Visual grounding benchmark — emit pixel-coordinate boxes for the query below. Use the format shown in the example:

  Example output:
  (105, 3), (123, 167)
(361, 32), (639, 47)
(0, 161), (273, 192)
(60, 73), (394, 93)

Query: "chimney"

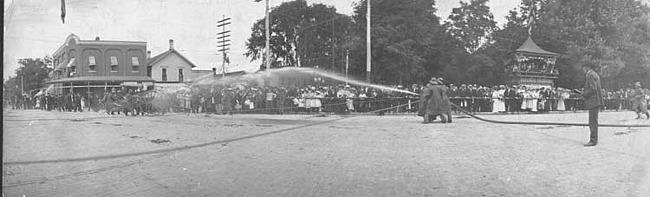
(147, 51), (151, 59)
(169, 39), (174, 50)
(95, 36), (100, 41)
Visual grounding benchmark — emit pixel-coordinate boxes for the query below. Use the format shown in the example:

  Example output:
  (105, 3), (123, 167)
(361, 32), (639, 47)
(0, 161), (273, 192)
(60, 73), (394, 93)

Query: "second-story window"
(110, 56), (118, 72)
(88, 56), (97, 72)
(68, 58), (77, 77)
(131, 57), (140, 72)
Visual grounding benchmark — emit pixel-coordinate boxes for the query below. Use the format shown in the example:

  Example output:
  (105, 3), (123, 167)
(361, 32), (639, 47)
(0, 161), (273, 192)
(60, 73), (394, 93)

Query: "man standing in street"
(631, 82), (649, 119)
(576, 63), (603, 147)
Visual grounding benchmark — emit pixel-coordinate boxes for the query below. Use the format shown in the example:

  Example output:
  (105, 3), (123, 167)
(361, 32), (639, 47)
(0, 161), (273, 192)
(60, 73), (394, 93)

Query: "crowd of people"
(166, 80), (650, 116)
(446, 83), (650, 114)
(8, 92), (96, 112)
(6, 80), (650, 118)
(6, 86), (152, 116)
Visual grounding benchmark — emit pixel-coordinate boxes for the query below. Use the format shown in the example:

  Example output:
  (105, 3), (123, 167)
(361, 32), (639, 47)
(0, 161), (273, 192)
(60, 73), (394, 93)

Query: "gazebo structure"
(504, 36), (560, 88)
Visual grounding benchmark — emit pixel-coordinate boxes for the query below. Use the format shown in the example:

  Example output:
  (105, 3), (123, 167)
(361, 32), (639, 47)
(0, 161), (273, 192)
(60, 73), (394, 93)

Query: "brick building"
(46, 34), (155, 94)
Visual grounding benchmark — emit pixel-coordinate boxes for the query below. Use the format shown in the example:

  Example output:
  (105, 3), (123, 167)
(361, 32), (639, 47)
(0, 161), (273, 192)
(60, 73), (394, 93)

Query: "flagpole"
(366, 0), (371, 83)
(265, 0), (271, 70)
(346, 50), (349, 86)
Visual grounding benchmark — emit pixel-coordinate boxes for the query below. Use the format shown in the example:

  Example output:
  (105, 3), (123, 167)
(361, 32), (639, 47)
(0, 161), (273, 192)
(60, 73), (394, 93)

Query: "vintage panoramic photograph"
(3, 0), (650, 196)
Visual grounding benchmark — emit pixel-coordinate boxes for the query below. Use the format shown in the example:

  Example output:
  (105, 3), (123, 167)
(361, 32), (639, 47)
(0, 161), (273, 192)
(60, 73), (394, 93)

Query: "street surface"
(3, 110), (650, 197)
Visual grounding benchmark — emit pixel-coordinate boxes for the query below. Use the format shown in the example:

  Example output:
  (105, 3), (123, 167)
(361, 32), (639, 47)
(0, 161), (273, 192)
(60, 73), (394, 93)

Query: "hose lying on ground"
(448, 103), (650, 128)
(365, 99), (650, 128)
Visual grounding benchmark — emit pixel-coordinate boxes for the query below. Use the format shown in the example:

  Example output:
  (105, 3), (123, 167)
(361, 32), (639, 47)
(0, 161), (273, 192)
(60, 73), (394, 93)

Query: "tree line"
(3, 58), (52, 101)
(245, 0), (650, 89)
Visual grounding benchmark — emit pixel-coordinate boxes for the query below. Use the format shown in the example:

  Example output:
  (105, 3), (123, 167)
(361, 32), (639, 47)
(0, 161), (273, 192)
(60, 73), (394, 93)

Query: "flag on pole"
(61, 0), (66, 23)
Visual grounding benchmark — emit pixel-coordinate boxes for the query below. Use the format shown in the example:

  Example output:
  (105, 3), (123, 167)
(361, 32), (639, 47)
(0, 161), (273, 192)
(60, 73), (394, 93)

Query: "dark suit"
(504, 88), (518, 112)
(580, 69), (603, 143)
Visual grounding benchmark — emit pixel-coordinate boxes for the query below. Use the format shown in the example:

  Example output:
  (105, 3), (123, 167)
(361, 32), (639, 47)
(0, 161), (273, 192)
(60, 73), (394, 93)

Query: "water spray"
(157, 67), (650, 128)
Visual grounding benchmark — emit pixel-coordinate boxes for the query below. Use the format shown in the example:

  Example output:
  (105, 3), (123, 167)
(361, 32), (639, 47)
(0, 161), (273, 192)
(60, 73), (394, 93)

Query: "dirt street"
(3, 110), (650, 196)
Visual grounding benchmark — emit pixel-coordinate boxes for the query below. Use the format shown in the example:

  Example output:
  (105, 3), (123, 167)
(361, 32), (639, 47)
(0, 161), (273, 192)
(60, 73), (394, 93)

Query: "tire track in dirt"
(3, 153), (169, 188)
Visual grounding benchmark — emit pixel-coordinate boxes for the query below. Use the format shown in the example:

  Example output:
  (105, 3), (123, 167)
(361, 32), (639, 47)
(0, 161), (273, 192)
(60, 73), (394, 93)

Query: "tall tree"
(438, 0), (499, 85)
(14, 58), (52, 93)
(533, 0), (650, 88)
(483, 0), (650, 89)
(349, 0), (445, 84)
(446, 0), (498, 54)
(245, 0), (353, 70)
(3, 76), (21, 101)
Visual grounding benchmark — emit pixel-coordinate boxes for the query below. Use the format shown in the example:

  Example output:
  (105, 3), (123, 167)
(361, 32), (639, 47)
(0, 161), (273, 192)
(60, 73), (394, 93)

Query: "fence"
(180, 96), (645, 115)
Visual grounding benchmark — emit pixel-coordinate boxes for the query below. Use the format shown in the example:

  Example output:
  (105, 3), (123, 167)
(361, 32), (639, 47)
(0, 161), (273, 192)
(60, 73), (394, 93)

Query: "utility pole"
(366, 0), (371, 83)
(217, 15), (232, 86)
(21, 75), (25, 95)
(346, 50), (349, 86)
(265, 0), (271, 70)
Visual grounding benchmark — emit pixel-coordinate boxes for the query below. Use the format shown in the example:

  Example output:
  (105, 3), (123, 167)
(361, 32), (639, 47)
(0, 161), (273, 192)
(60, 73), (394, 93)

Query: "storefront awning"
(46, 76), (156, 84)
(67, 58), (76, 67)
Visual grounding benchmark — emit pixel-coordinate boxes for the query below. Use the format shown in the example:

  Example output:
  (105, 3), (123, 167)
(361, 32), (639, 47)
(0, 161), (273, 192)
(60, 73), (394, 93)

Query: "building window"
(162, 68), (167, 81)
(178, 69), (184, 82)
(88, 56), (97, 72)
(131, 57), (140, 72)
(110, 56), (118, 72)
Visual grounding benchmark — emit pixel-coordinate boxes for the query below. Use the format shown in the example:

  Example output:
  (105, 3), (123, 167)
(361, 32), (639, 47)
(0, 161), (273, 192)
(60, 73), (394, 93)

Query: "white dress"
(312, 91), (323, 108)
(521, 91), (530, 110)
(556, 92), (567, 111)
(530, 91), (539, 112)
(492, 90), (506, 112)
(303, 92), (312, 108)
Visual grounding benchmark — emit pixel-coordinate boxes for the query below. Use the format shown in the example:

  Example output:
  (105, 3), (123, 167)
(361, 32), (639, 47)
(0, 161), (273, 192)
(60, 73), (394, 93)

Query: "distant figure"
(631, 82), (649, 119)
(576, 63), (603, 147)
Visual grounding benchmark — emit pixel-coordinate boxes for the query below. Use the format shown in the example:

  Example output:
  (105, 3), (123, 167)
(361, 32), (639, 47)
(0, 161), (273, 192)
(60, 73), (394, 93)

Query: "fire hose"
(366, 100), (650, 128)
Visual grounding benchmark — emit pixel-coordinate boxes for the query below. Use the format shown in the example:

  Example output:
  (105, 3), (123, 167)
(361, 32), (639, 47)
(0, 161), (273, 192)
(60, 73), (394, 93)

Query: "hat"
(635, 82), (642, 87)
(429, 78), (439, 85)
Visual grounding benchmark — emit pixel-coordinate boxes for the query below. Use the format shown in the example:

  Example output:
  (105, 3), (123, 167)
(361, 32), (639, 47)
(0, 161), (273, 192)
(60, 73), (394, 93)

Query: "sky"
(4, 0), (522, 81)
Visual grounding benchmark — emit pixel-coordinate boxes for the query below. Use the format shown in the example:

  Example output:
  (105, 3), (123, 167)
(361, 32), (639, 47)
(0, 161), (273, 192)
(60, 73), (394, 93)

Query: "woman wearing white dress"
(312, 89), (324, 112)
(492, 86), (506, 112)
(556, 88), (567, 111)
(303, 90), (312, 109)
(530, 89), (539, 112)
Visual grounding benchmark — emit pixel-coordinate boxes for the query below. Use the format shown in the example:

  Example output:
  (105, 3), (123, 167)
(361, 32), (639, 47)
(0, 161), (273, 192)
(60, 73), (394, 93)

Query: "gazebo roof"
(516, 36), (560, 57)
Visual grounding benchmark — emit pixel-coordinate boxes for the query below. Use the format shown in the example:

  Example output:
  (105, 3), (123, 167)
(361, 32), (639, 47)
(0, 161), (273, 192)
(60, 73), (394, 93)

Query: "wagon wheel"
(93, 103), (104, 112)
